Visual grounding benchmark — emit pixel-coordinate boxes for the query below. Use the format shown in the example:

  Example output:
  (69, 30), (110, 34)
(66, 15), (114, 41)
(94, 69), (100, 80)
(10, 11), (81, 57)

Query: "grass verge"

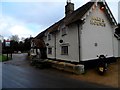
(0, 54), (10, 62)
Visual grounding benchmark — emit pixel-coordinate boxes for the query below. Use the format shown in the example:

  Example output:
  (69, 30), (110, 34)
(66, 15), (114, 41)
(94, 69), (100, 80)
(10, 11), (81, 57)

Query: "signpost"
(0, 40), (2, 54)
(5, 41), (10, 47)
(5, 40), (12, 60)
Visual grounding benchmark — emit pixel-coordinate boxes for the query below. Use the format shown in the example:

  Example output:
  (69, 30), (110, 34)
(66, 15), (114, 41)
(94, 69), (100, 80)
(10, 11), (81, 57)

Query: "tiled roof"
(64, 2), (94, 25)
(36, 1), (94, 39)
(32, 39), (46, 48)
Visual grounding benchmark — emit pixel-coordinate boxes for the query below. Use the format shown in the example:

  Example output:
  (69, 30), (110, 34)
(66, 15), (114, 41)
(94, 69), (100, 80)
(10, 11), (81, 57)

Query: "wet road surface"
(2, 53), (112, 88)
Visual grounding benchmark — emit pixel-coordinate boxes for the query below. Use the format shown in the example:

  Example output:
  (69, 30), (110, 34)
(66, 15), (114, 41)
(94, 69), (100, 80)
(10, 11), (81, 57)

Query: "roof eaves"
(35, 30), (47, 39)
(47, 19), (64, 33)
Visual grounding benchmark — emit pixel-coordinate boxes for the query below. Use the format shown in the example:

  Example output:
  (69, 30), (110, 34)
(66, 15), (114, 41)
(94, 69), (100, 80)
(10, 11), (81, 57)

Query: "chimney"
(65, 0), (74, 16)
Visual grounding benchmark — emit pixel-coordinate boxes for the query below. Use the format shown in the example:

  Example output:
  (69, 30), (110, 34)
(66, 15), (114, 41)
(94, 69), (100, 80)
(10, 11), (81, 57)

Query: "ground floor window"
(48, 47), (52, 54)
(61, 46), (68, 55)
(31, 49), (34, 53)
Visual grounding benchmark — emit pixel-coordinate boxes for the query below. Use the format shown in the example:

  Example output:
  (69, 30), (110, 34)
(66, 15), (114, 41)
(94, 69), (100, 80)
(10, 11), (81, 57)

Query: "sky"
(0, 0), (119, 40)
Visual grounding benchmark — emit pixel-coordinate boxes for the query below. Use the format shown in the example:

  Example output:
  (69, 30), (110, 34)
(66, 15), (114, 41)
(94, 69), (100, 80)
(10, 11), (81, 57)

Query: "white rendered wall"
(55, 24), (79, 62)
(44, 33), (55, 59)
(113, 35), (119, 57)
(43, 4), (118, 62)
(80, 5), (114, 61)
(118, 40), (120, 57)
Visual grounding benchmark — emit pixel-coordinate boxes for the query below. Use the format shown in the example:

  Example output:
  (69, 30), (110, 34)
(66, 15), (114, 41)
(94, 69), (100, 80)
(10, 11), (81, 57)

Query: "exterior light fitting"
(100, 6), (105, 10)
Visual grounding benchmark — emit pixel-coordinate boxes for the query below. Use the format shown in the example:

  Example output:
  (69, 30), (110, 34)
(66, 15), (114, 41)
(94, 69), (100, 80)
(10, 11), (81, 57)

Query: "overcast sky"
(0, 0), (119, 40)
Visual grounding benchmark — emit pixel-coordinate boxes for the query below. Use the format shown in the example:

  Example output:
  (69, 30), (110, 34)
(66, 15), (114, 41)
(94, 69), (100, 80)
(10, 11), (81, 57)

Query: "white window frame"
(48, 34), (51, 41)
(48, 47), (52, 55)
(61, 27), (67, 36)
(61, 46), (68, 55)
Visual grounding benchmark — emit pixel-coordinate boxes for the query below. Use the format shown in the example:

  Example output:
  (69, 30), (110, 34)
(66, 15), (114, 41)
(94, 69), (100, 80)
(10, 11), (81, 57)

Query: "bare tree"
(10, 35), (19, 42)
(21, 37), (25, 42)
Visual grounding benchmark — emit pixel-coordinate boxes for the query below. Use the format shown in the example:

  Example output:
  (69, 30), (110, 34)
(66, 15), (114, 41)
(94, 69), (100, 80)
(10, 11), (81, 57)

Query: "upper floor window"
(48, 34), (51, 41)
(31, 42), (35, 48)
(62, 27), (67, 36)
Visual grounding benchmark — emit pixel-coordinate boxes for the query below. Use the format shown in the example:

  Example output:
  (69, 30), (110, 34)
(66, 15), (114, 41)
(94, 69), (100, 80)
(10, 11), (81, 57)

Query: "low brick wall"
(47, 60), (85, 74)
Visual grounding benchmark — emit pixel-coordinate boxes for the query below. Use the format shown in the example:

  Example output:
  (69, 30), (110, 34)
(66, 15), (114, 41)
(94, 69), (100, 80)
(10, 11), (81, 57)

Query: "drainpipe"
(77, 23), (81, 63)
(76, 20), (84, 63)
(54, 33), (56, 60)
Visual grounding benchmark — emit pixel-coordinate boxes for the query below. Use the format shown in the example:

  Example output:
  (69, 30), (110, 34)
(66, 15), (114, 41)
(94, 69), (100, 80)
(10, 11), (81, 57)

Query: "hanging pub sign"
(5, 40), (10, 47)
(90, 17), (106, 27)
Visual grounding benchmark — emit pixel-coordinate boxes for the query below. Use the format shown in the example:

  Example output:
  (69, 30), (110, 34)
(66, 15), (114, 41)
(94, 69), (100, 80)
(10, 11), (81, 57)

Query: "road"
(2, 53), (112, 88)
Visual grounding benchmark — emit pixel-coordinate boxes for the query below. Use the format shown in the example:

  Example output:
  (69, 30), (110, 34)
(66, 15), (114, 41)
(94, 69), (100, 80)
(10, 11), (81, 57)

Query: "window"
(114, 27), (120, 39)
(48, 47), (52, 54)
(48, 34), (51, 40)
(62, 27), (67, 36)
(61, 46), (68, 55)
(31, 49), (34, 53)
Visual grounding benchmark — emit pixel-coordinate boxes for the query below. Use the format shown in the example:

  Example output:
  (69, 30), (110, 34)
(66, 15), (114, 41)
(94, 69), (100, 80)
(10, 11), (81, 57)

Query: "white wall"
(43, 3), (118, 62)
(113, 35), (119, 57)
(55, 24), (79, 62)
(44, 33), (55, 59)
(44, 23), (80, 62)
(80, 5), (114, 61)
(118, 40), (120, 57)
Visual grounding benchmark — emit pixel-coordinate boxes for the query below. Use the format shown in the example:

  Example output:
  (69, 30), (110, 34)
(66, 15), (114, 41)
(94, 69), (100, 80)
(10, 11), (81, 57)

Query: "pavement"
(67, 61), (119, 88)
(2, 53), (113, 88)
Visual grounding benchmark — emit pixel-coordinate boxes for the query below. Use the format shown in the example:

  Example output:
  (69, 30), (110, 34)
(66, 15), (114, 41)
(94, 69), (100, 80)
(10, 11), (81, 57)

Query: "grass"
(0, 54), (10, 62)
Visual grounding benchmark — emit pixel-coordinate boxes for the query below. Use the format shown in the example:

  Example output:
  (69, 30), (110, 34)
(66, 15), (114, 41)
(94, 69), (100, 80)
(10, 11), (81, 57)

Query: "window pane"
(48, 34), (51, 40)
(62, 27), (67, 36)
(61, 46), (68, 55)
(48, 48), (52, 54)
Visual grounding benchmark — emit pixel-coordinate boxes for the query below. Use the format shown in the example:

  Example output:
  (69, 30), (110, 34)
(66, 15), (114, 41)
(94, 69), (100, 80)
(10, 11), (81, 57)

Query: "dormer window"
(48, 34), (51, 41)
(62, 27), (67, 36)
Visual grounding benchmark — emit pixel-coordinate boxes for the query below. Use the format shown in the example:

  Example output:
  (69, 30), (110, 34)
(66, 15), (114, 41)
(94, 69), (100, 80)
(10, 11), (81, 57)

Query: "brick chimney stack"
(65, 0), (74, 16)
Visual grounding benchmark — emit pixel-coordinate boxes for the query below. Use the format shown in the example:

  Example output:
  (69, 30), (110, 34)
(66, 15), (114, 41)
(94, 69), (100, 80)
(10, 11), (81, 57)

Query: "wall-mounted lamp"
(100, 6), (105, 10)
